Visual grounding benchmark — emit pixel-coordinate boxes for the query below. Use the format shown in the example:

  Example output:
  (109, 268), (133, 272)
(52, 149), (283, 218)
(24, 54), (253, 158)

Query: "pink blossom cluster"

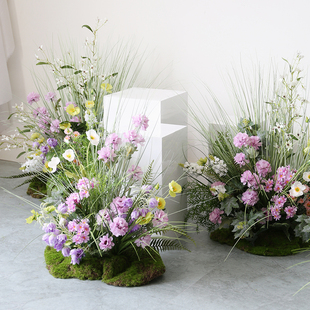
(110, 217), (129, 237)
(132, 114), (149, 131)
(99, 234), (115, 250)
(234, 152), (249, 167)
(240, 170), (261, 189)
(233, 132), (262, 150)
(127, 165), (143, 181)
(110, 196), (133, 216)
(68, 219), (90, 244)
(105, 133), (122, 150)
(97, 146), (116, 162)
(152, 210), (169, 227)
(255, 159), (272, 178)
(209, 208), (224, 224)
(123, 130), (145, 146)
(273, 166), (295, 192)
(241, 189), (259, 206)
(134, 234), (152, 248)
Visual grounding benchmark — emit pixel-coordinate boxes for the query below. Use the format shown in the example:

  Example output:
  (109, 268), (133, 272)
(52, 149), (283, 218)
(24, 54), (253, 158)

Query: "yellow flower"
(59, 122), (71, 130)
(26, 209), (40, 224)
(85, 100), (94, 109)
(136, 212), (153, 225)
(44, 206), (56, 213)
(169, 180), (182, 197)
(197, 157), (208, 166)
(66, 104), (80, 116)
(101, 83), (113, 93)
(30, 133), (40, 141)
(37, 136), (45, 144)
(156, 197), (166, 209)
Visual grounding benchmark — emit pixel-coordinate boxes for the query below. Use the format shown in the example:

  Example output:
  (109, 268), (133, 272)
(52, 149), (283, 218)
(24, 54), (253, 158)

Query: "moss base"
(210, 228), (308, 256)
(27, 177), (47, 199)
(44, 246), (165, 286)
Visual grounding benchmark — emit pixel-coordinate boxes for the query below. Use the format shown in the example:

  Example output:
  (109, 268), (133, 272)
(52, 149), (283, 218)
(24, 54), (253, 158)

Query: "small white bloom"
(64, 136), (70, 144)
(303, 171), (310, 182)
(289, 181), (306, 197)
(86, 129), (99, 146)
(62, 149), (75, 162)
(285, 141), (293, 151)
(48, 156), (60, 173)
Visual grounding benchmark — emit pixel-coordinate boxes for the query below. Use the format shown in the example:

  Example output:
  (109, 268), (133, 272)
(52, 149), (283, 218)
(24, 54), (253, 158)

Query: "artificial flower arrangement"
(23, 110), (190, 285)
(182, 54), (310, 249)
(0, 20), (144, 188)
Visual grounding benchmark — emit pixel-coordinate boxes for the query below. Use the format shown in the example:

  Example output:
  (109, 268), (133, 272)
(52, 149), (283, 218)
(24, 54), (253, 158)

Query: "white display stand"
(104, 88), (187, 222)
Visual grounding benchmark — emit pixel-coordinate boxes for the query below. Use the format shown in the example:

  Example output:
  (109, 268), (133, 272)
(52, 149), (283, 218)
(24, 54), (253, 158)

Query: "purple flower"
(284, 206), (297, 219)
(57, 203), (68, 214)
(99, 234), (115, 250)
(233, 132), (249, 148)
(42, 233), (51, 245)
(132, 114), (149, 131)
(152, 210), (168, 227)
(42, 222), (56, 233)
(110, 217), (128, 237)
(241, 189), (259, 206)
(33, 106), (49, 118)
(255, 159), (271, 177)
(149, 198), (158, 208)
(209, 208), (224, 224)
(97, 146), (116, 163)
(127, 165), (143, 181)
(32, 141), (40, 149)
(134, 234), (152, 248)
(240, 171), (260, 189)
(110, 196), (129, 215)
(62, 247), (70, 257)
(47, 138), (58, 148)
(142, 185), (153, 194)
(234, 152), (248, 167)
(54, 234), (67, 251)
(40, 145), (49, 154)
(50, 119), (60, 133)
(45, 92), (56, 102)
(124, 198), (133, 209)
(27, 92), (40, 104)
(70, 248), (84, 265)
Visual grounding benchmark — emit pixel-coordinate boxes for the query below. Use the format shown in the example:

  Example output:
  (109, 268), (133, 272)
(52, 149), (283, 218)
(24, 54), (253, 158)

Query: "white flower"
(289, 181), (306, 197)
(303, 172), (310, 182)
(64, 136), (70, 144)
(62, 149), (75, 162)
(86, 129), (99, 146)
(48, 156), (60, 173)
(210, 156), (227, 177)
(285, 140), (293, 151)
(183, 162), (203, 175)
(64, 128), (73, 135)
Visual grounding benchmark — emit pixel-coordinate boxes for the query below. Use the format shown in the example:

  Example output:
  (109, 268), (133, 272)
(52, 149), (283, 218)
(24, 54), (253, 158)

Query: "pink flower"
(270, 205), (281, 221)
(132, 114), (149, 131)
(233, 132), (249, 148)
(123, 130), (145, 146)
(127, 165), (143, 181)
(284, 206), (297, 219)
(27, 92), (40, 104)
(110, 196), (129, 215)
(255, 159), (271, 177)
(76, 177), (91, 191)
(247, 136), (262, 151)
(105, 133), (122, 150)
(99, 234), (114, 250)
(110, 217), (128, 237)
(234, 152), (248, 166)
(97, 146), (116, 162)
(45, 92), (56, 102)
(50, 119), (60, 133)
(135, 234), (152, 248)
(70, 116), (81, 122)
(264, 179), (274, 192)
(241, 189), (259, 206)
(152, 210), (169, 227)
(240, 171), (260, 189)
(209, 208), (224, 224)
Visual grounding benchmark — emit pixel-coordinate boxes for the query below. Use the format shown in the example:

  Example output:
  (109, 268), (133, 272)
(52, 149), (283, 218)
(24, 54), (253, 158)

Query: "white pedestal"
(104, 88), (188, 222)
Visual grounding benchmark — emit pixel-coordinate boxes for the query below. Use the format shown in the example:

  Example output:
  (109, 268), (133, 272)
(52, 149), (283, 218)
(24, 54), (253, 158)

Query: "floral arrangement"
(182, 54), (310, 242)
(25, 108), (189, 265)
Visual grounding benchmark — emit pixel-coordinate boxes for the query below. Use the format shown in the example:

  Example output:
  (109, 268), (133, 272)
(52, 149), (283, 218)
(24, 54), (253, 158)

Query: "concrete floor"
(1, 159), (310, 310)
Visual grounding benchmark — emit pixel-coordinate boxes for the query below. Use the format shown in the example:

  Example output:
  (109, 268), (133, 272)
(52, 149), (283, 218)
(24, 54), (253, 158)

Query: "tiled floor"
(1, 159), (310, 310)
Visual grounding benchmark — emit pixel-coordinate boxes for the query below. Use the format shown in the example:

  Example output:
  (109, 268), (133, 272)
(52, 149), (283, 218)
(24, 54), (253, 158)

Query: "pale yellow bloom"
(66, 104), (80, 116)
(85, 100), (95, 109)
(156, 197), (166, 209)
(101, 83), (113, 93)
(30, 133), (40, 141)
(169, 180), (182, 197)
(136, 212), (153, 225)
(59, 122), (71, 130)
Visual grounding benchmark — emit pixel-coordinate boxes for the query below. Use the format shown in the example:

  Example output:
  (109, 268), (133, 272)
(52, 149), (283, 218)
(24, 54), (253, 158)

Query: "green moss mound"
(210, 228), (308, 256)
(44, 246), (165, 286)
(27, 177), (47, 199)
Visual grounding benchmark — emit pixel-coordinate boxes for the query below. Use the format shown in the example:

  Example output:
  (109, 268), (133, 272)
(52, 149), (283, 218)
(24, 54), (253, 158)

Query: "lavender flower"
(110, 217), (128, 237)
(47, 138), (58, 148)
(70, 248), (84, 265)
(99, 234), (115, 250)
(45, 92), (56, 102)
(27, 92), (40, 104)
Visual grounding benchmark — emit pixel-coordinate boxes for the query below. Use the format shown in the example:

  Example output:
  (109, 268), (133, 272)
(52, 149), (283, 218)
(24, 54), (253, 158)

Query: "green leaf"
(57, 84), (69, 91)
(60, 65), (74, 69)
(82, 24), (93, 32)
(74, 70), (82, 75)
(19, 129), (31, 134)
(16, 151), (26, 159)
(36, 62), (49, 65)
(8, 112), (16, 120)
(221, 197), (239, 216)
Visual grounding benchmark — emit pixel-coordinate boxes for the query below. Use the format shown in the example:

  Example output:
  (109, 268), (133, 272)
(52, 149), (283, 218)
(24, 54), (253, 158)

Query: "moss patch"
(44, 246), (165, 286)
(27, 177), (47, 199)
(210, 228), (308, 256)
